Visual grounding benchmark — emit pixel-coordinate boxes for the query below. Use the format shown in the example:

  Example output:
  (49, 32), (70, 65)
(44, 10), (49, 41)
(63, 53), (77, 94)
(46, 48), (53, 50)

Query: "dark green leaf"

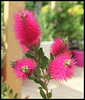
(39, 88), (46, 99)
(34, 79), (46, 90)
(33, 70), (41, 80)
(34, 79), (40, 84)
(35, 67), (41, 74)
(27, 51), (35, 56)
(25, 51), (37, 61)
(38, 87), (43, 90)
(5, 85), (10, 92)
(37, 40), (40, 49)
(40, 56), (49, 69)
(47, 92), (52, 99)
(45, 74), (50, 80)
(47, 90), (52, 99)
(28, 76), (35, 80)
(50, 53), (53, 62)
(9, 89), (13, 97)
(38, 47), (44, 59)
(39, 82), (46, 90)
(14, 93), (18, 99)
(1, 61), (5, 68)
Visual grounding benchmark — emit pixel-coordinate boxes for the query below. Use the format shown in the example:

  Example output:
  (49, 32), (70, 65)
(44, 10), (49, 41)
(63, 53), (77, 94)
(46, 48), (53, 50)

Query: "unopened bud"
(20, 12), (25, 19)
(10, 60), (16, 68)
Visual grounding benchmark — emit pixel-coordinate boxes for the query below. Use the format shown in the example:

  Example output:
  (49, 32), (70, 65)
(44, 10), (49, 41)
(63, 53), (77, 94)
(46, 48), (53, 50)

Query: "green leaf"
(39, 82), (46, 90)
(40, 56), (49, 69)
(39, 88), (46, 99)
(34, 79), (40, 84)
(47, 90), (52, 99)
(14, 93), (18, 99)
(1, 61), (5, 68)
(33, 70), (41, 80)
(27, 51), (35, 56)
(25, 51), (37, 61)
(47, 92), (52, 99)
(50, 53), (53, 62)
(9, 89), (13, 97)
(1, 85), (6, 94)
(35, 67), (41, 74)
(45, 74), (50, 80)
(3, 81), (7, 86)
(37, 40), (40, 49)
(3, 92), (7, 96)
(38, 47), (44, 59)
(38, 87), (43, 90)
(5, 85), (10, 92)
(34, 79), (46, 90)
(28, 76), (35, 80)
(1, 96), (9, 99)
(1, 76), (3, 82)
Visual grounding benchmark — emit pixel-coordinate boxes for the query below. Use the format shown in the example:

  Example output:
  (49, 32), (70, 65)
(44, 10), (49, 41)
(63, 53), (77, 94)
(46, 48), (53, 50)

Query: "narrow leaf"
(37, 40), (40, 49)
(45, 75), (50, 80)
(9, 89), (13, 97)
(39, 88), (46, 99)
(47, 92), (52, 99)
(28, 76), (35, 80)
(14, 93), (18, 99)
(1, 62), (5, 68)
(50, 53), (53, 62)
(25, 51), (37, 61)
(38, 47), (44, 59)
(40, 56), (49, 69)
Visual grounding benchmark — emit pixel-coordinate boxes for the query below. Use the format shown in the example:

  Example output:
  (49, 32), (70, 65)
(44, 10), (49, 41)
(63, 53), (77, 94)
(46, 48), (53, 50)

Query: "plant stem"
(33, 46), (49, 99)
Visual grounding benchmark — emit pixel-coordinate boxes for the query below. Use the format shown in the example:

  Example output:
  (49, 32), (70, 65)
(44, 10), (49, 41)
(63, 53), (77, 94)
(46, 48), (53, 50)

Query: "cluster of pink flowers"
(12, 9), (76, 81)
(49, 37), (76, 81)
(13, 10), (41, 79)
(48, 53), (76, 81)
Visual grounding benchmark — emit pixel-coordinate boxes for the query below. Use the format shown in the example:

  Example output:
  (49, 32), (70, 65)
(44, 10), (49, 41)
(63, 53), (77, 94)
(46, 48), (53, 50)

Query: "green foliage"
(14, 93), (18, 99)
(39, 88), (46, 99)
(50, 53), (54, 62)
(24, 43), (52, 99)
(1, 1), (4, 12)
(40, 56), (49, 69)
(34, 79), (46, 90)
(38, 47), (44, 59)
(25, 51), (37, 61)
(1, 50), (18, 99)
(25, 1), (35, 11)
(9, 89), (13, 97)
(47, 90), (52, 99)
(39, 1), (84, 45)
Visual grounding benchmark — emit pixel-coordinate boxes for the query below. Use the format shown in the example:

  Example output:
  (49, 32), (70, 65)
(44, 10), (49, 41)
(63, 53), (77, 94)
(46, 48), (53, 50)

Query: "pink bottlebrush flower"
(48, 53), (76, 81)
(13, 58), (37, 79)
(51, 37), (68, 56)
(20, 37), (41, 53)
(14, 10), (42, 48)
